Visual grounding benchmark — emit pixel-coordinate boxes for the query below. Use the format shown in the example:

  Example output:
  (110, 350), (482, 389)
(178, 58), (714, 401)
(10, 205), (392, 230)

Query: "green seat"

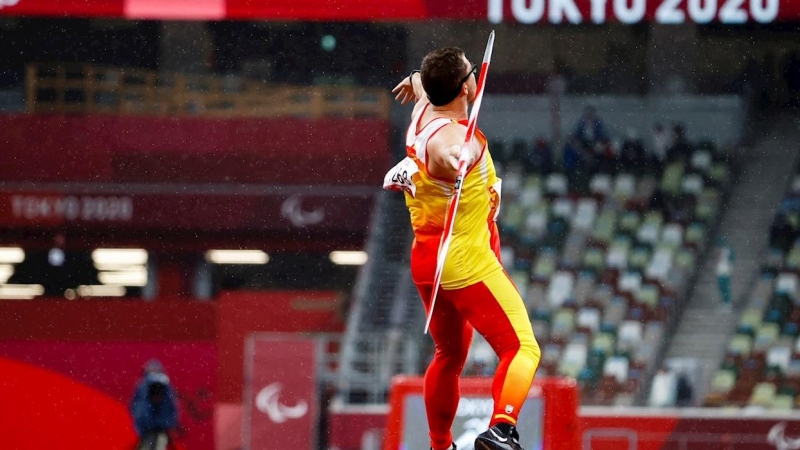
(771, 394), (795, 411)
(532, 251), (557, 280)
(629, 247), (651, 271)
(591, 210), (617, 245)
(739, 309), (763, 334)
(749, 382), (777, 407)
(787, 247), (800, 270)
(709, 162), (730, 186)
(511, 270), (529, 296)
(685, 223), (706, 247)
(551, 308), (575, 338)
(754, 323), (780, 350)
(660, 162), (684, 195)
(674, 248), (696, 271)
(582, 247), (605, 274)
(618, 211), (641, 235)
(501, 202), (525, 234)
(710, 369), (736, 394)
(591, 332), (616, 356)
(635, 284), (659, 310)
(727, 334), (753, 357)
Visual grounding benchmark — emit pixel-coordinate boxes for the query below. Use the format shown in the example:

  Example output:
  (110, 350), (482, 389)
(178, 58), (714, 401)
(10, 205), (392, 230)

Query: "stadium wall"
(477, 94), (745, 148)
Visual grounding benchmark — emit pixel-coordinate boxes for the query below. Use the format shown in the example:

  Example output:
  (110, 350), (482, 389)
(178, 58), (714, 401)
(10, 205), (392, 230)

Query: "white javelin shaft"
(424, 31), (495, 334)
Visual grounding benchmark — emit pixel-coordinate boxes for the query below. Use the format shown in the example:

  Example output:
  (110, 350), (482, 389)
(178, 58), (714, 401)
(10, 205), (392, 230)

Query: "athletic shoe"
(474, 424), (524, 450)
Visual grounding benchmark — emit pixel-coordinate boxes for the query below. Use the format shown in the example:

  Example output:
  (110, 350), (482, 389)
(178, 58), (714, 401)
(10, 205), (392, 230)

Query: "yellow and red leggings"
(415, 269), (541, 450)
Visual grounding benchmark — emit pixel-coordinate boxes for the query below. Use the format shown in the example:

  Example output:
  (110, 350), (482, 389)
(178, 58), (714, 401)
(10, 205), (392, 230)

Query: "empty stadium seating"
(463, 136), (730, 406)
(705, 172), (800, 410)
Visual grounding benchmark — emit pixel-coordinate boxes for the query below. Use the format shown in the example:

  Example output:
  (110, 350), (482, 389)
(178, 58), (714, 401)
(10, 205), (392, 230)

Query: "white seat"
(551, 198), (573, 219)
(561, 343), (588, 367)
(767, 346), (792, 374)
(776, 273), (798, 297)
(614, 174), (636, 199)
(524, 209), (548, 237)
(691, 150), (712, 172)
(637, 223), (661, 245)
(577, 308), (601, 333)
(500, 246), (515, 272)
(519, 185), (542, 208)
(503, 171), (523, 197)
(618, 320), (644, 345)
(681, 174), (704, 195)
(573, 198), (597, 231)
(648, 370), (678, 407)
(604, 356), (630, 383)
(618, 272), (642, 293)
(606, 247), (628, 270)
(661, 223), (684, 247)
(546, 173), (569, 196)
(646, 249), (674, 281)
(590, 174), (612, 196)
(547, 271), (575, 307)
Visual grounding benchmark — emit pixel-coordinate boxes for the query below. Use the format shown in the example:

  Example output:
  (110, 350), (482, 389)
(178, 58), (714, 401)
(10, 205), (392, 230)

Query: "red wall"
(0, 114), (390, 185)
(0, 298), (217, 341)
(217, 290), (345, 403)
(0, 290), (345, 405)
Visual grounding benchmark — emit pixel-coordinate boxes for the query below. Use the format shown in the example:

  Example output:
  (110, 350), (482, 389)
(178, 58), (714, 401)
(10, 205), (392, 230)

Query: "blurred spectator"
(651, 123), (671, 166)
(716, 238), (735, 311)
(619, 129), (646, 174)
(668, 123), (691, 161)
(510, 139), (529, 170)
(648, 366), (677, 407)
(131, 359), (180, 450)
(592, 139), (615, 174)
(562, 137), (583, 183)
(528, 136), (554, 175)
(675, 373), (694, 407)
(770, 212), (798, 251)
(573, 106), (607, 149)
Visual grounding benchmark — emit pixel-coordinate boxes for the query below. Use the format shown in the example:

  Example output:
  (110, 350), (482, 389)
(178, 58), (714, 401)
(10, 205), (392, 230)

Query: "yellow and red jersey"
(383, 105), (503, 289)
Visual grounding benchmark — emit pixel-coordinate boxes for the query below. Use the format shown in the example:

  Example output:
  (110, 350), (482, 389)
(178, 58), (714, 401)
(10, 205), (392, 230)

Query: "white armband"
(383, 157), (419, 198)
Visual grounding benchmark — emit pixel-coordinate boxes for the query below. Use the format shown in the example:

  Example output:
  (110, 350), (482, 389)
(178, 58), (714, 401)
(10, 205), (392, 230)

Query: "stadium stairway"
(665, 113), (800, 403)
(337, 189), (421, 403)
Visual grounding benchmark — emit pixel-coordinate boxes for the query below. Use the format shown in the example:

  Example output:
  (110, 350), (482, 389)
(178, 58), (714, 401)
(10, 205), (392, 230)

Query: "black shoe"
(474, 424), (524, 450)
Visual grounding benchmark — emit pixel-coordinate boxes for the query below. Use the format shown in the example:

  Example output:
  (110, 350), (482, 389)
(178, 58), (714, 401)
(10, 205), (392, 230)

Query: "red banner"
(0, 190), (374, 232)
(244, 335), (318, 450)
(0, 115), (389, 185)
(581, 411), (800, 449)
(0, 0), (798, 23)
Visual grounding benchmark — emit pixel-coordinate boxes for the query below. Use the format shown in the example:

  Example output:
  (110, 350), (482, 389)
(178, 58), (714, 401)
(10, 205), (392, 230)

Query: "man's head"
(420, 47), (477, 106)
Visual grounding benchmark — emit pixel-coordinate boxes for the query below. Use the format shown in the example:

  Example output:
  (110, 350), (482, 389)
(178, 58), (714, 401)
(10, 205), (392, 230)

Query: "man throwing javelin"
(384, 46), (541, 450)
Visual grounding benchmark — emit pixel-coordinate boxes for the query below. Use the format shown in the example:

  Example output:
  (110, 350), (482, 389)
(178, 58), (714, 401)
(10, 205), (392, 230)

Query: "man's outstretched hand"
(392, 75), (417, 105)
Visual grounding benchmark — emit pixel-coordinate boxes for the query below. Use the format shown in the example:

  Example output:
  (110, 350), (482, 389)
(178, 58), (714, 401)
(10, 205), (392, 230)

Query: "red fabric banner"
(244, 335), (318, 450)
(0, 0), (798, 23)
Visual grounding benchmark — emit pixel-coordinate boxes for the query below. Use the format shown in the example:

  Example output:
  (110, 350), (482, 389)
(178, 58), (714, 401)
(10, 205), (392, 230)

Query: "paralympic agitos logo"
(768, 422), (800, 450)
(255, 382), (309, 424)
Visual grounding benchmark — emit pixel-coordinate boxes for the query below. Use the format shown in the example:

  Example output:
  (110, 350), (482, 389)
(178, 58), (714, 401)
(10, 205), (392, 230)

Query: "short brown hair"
(420, 47), (468, 106)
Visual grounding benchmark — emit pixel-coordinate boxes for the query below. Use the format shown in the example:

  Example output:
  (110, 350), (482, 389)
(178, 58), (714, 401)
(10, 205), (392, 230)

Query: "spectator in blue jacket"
(573, 105), (607, 148)
(131, 359), (179, 450)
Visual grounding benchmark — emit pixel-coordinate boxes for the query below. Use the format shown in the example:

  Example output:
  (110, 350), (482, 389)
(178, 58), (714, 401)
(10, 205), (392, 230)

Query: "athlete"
(384, 47), (541, 450)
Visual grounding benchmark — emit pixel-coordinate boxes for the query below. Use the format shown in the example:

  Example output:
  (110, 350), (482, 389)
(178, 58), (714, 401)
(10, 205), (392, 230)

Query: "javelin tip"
(483, 31), (495, 63)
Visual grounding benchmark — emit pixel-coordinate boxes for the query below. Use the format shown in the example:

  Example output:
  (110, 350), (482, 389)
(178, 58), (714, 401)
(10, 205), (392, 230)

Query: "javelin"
(424, 31), (495, 334)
